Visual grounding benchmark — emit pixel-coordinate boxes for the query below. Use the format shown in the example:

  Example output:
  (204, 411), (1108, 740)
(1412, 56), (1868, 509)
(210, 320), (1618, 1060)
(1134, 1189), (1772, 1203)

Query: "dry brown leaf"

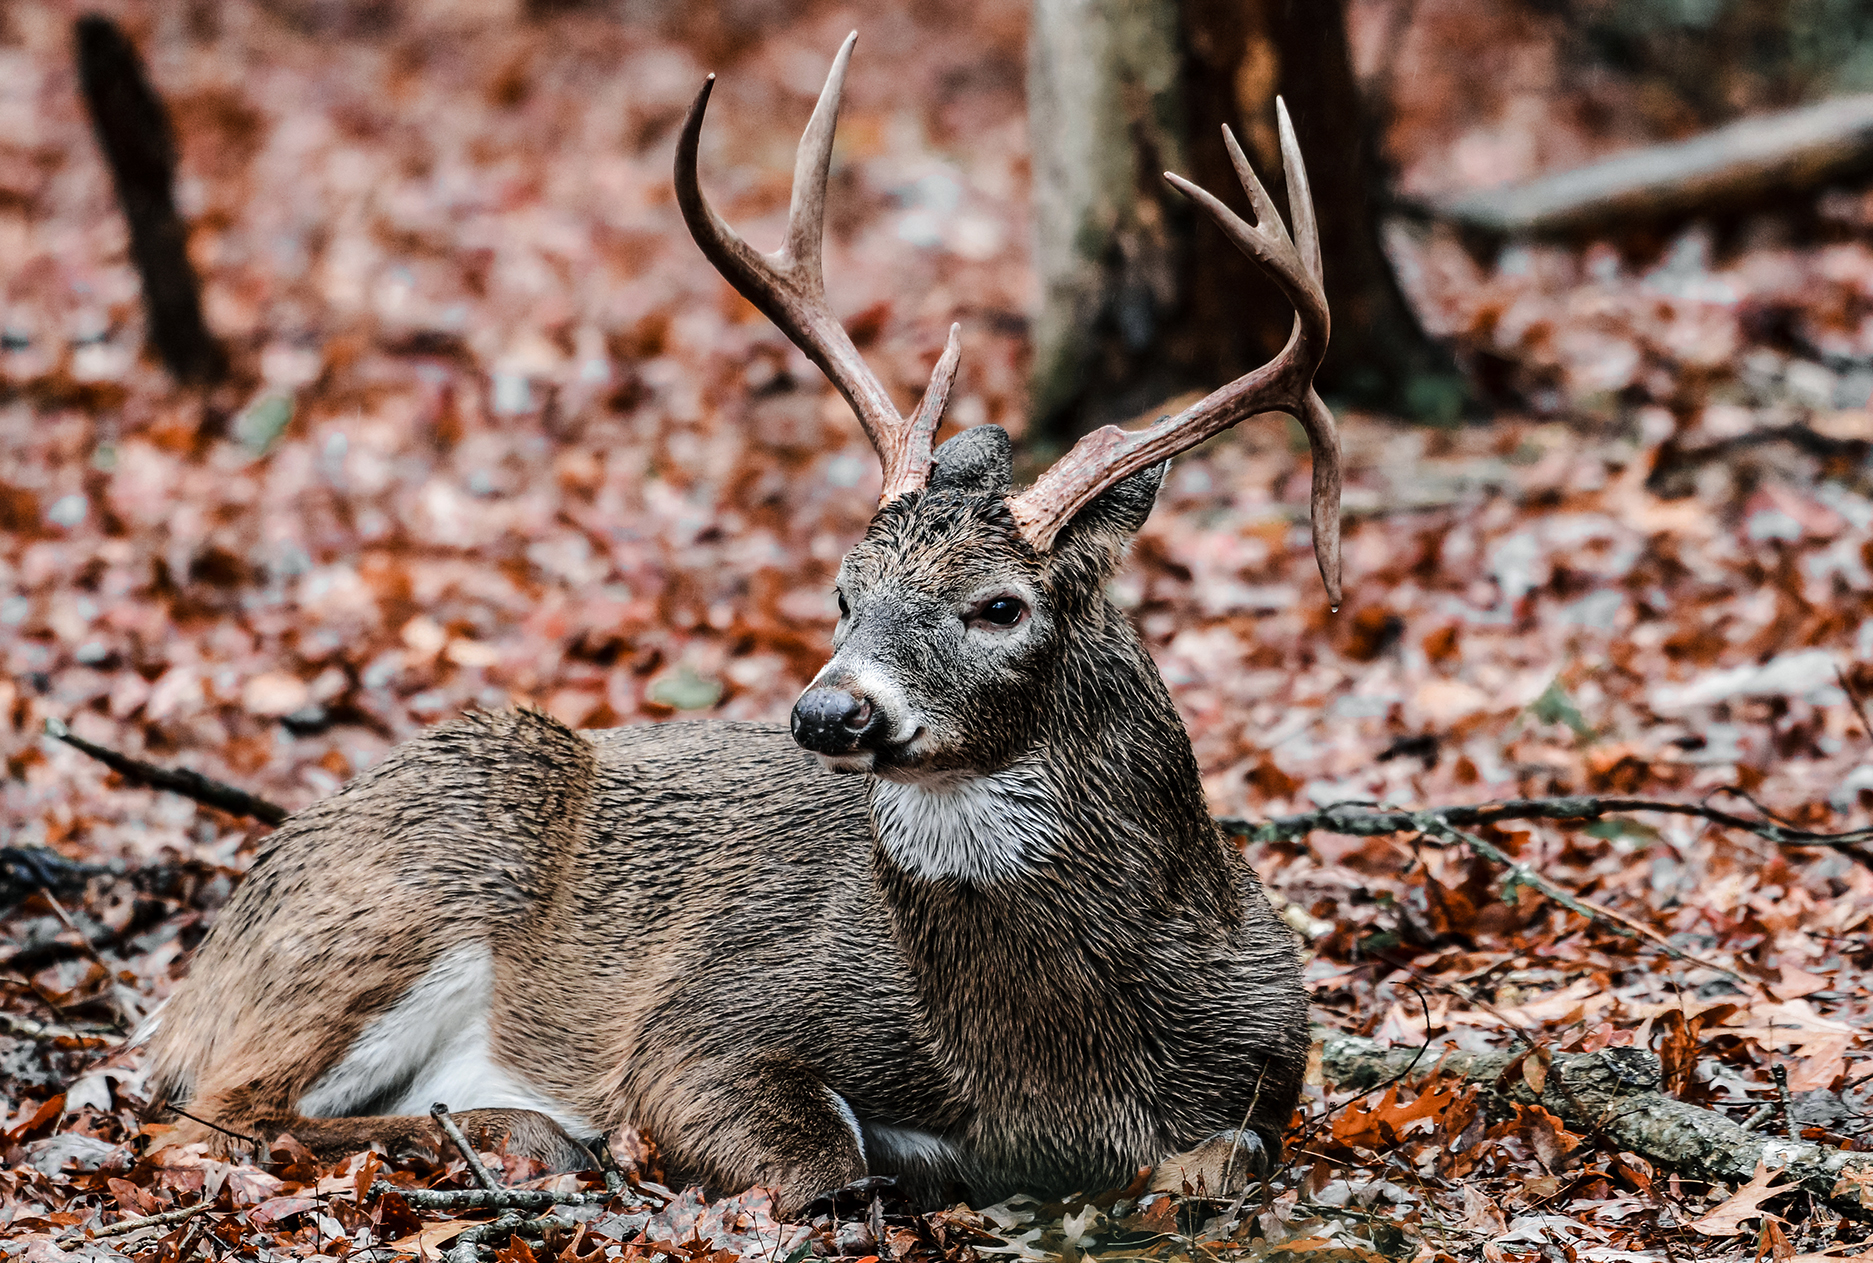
(390, 1219), (477, 1255)
(1690, 1161), (1797, 1236)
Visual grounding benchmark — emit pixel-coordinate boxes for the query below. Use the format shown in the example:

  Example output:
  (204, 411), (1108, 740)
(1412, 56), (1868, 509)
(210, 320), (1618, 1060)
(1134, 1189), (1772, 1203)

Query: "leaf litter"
(2, 0), (1873, 1260)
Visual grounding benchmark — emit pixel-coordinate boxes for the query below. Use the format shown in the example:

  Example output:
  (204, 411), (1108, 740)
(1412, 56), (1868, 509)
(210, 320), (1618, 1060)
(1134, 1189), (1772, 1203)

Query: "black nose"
(792, 687), (881, 755)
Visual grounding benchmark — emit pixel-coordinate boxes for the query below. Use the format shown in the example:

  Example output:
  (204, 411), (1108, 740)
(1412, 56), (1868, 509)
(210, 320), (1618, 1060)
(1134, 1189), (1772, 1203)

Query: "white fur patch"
(301, 941), (593, 1136)
(826, 1087), (866, 1163)
(871, 760), (1059, 883)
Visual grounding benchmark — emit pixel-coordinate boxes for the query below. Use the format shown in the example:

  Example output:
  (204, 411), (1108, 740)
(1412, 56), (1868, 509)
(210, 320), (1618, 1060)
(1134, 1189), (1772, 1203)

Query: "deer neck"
(866, 603), (1223, 893)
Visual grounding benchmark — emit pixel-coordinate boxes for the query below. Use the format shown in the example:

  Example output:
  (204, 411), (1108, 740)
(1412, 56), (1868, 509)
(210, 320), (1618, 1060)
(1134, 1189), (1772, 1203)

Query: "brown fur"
(143, 436), (1308, 1215)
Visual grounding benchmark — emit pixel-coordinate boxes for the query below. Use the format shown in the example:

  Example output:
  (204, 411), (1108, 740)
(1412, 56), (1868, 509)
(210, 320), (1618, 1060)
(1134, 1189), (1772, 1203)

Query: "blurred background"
(6, 4), (1873, 1251)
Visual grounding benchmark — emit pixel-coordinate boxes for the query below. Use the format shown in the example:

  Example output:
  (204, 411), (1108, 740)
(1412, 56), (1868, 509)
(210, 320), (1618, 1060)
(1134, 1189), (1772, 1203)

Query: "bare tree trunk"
(74, 15), (227, 386)
(1026, 0), (1189, 435)
(1027, 0), (1463, 440)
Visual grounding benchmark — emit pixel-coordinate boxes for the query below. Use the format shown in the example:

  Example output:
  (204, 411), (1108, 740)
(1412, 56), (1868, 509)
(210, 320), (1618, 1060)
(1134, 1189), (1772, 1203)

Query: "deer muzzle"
(791, 686), (887, 757)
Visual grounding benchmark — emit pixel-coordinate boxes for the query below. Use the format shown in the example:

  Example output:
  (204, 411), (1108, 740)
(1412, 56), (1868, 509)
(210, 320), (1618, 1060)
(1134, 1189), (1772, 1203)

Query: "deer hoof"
(1147, 1129), (1268, 1198)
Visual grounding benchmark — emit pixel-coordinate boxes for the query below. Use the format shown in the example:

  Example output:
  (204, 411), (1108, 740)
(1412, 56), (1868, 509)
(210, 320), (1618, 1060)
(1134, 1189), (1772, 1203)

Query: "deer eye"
(973, 596), (1027, 629)
(836, 591), (850, 619)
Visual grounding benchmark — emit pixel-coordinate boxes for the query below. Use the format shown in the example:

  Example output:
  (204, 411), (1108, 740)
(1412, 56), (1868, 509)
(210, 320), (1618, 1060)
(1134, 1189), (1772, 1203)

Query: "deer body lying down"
(142, 35), (1344, 1216)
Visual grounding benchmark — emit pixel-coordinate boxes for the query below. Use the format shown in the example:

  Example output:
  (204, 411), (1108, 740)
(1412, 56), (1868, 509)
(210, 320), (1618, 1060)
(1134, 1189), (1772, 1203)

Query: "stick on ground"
(45, 718), (287, 826)
(375, 1183), (611, 1212)
(431, 1103), (502, 1192)
(1318, 1033), (1873, 1221)
(1219, 795), (1873, 853)
(61, 1195), (211, 1242)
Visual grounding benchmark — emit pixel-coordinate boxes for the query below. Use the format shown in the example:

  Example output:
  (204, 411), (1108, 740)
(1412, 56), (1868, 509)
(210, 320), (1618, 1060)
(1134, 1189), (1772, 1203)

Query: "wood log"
(1319, 1033), (1873, 1221)
(1439, 93), (1873, 239)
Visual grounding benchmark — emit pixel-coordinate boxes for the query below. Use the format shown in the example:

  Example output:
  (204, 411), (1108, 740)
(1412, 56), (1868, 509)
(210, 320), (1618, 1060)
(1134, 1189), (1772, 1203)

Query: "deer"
(139, 33), (1343, 1217)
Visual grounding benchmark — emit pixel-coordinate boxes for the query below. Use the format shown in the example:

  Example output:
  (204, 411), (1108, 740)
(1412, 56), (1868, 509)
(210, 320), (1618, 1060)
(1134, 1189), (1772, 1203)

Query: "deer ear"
(1056, 459), (1167, 548)
(928, 425), (1013, 496)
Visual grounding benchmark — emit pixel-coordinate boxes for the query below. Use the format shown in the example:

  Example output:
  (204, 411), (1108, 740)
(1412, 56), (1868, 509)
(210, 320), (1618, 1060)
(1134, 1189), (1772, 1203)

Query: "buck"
(141, 34), (1343, 1215)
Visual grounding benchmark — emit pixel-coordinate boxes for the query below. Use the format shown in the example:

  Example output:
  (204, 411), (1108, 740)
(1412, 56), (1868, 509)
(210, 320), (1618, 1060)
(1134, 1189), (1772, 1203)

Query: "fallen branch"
(0, 846), (103, 900)
(0, 1011), (122, 1048)
(444, 1210), (525, 1263)
(1318, 1034), (1873, 1220)
(45, 718), (287, 826)
(436, 1210), (591, 1263)
(374, 1183), (614, 1212)
(1227, 796), (1869, 982)
(1219, 795), (1873, 853)
(62, 1195), (211, 1242)
(1436, 92), (1873, 238)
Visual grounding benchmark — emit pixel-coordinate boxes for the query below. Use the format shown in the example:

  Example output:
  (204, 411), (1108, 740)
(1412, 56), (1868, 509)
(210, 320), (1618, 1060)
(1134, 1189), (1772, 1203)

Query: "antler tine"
(1275, 98), (1323, 288)
(1006, 115), (1343, 608)
(781, 30), (851, 276)
(675, 33), (961, 504)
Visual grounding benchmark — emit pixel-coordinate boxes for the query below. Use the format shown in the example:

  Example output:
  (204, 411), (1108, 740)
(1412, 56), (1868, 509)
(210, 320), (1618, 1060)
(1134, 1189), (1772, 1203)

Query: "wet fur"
(143, 432), (1308, 1213)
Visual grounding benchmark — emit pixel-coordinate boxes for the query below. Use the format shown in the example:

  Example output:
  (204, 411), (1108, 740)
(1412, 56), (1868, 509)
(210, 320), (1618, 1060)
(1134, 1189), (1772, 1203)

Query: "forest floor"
(2, 0), (1873, 1260)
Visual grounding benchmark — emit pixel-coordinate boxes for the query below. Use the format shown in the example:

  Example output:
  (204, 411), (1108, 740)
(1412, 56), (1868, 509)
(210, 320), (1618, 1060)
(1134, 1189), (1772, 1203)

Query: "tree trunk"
(1027, 0), (1463, 441)
(1026, 0), (1190, 436)
(74, 15), (227, 387)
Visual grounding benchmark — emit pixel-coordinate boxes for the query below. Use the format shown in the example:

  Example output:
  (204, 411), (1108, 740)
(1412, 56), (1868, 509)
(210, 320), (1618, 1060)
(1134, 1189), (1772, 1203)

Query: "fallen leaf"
(390, 1219), (477, 1254)
(1691, 1161), (1797, 1236)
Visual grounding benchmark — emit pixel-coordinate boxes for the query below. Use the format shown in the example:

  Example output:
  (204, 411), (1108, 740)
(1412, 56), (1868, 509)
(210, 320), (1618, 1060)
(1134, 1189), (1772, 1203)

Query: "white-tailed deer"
(141, 33), (1342, 1215)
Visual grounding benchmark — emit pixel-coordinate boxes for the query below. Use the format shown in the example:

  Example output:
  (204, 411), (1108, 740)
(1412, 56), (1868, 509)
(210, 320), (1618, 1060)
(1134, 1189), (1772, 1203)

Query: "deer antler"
(1006, 103), (1343, 608)
(676, 33), (963, 504)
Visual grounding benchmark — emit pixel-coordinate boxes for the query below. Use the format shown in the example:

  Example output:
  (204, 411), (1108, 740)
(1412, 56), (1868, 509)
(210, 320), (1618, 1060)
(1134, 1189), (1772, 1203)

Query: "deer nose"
(791, 687), (880, 755)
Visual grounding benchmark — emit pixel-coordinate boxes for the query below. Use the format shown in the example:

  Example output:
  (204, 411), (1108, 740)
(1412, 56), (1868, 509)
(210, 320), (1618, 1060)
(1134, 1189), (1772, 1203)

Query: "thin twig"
(169, 1105), (260, 1155)
(171, 1212), (207, 1262)
(36, 887), (117, 982)
(1414, 813), (1750, 985)
(1220, 795), (1873, 853)
(1219, 1062), (1268, 1205)
(45, 718), (287, 826)
(1838, 663), (1873, 743)
(1774, 1063), (1799, 1145)
(431, 1102), (502, 1192)
(65, 1195), (211, 1241)
(1369, 952), (1535, 1048)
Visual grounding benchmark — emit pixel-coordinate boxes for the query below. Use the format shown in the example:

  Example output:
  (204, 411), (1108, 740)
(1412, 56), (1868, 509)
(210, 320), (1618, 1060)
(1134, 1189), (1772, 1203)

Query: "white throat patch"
(871, 760), (1060, 884)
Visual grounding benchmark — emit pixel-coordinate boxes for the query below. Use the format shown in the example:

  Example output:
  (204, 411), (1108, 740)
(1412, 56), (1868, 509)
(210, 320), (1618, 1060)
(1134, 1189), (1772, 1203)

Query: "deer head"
(676, 34), (1340, 782)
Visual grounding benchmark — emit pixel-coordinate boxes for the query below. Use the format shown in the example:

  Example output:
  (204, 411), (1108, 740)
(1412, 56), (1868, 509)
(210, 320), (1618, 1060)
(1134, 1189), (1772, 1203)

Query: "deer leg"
(1147, 1128), (1271, 1198)
(172, 1085), (596, 1173)
(654, 1052), (867, 1217)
